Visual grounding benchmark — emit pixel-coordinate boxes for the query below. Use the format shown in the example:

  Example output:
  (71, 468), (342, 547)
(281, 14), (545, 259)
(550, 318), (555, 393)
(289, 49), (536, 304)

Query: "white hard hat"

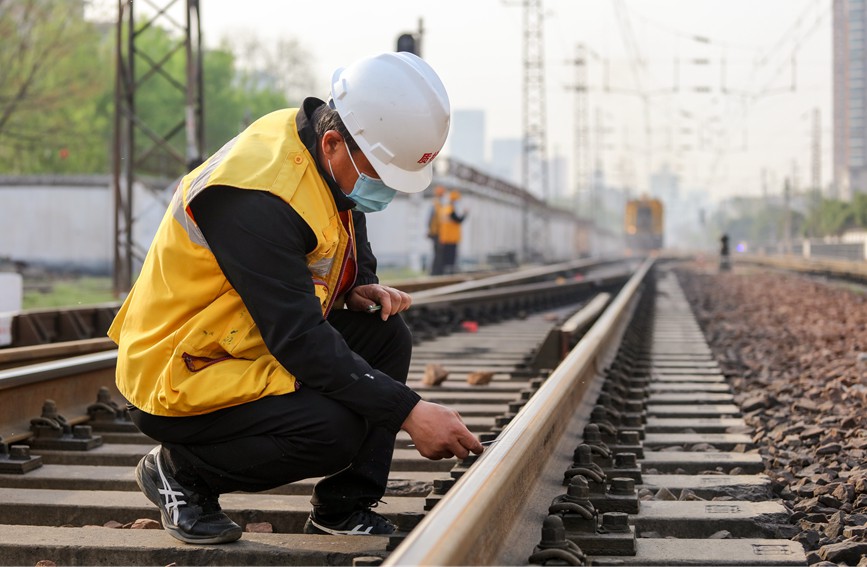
(330, 52), (450, 193)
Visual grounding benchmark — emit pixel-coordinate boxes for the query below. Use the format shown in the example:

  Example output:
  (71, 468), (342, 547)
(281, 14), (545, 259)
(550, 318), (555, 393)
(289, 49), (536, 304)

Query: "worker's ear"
(320, 130), (343, 159)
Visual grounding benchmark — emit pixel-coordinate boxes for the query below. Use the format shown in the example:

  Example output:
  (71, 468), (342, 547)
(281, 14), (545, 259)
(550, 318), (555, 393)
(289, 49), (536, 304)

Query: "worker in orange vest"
(427, 186), (446, 275)
(435, 190), (467, 275)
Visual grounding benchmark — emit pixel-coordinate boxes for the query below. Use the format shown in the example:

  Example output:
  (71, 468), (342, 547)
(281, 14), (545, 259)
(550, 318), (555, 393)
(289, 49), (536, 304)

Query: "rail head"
(410, 257), (630, 300)
(383, 258), (654, 566)
(0, 350), (118, 392)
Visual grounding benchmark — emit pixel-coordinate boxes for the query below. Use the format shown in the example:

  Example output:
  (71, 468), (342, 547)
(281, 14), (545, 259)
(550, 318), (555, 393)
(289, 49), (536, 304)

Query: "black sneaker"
(135, 446), (242, 544)
(303, 508), (396, 535)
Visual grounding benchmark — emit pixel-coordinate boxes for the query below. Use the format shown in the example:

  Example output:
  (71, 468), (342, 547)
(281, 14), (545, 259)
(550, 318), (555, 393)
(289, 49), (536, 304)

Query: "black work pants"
(129, 310), (413, 516)
(429, 237), (444, 275)
(440, 243), (458, 274)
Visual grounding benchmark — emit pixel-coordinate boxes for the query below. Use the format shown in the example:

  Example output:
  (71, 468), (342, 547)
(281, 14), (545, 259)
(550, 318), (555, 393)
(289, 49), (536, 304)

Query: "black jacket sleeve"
(189, 186), (419, 433)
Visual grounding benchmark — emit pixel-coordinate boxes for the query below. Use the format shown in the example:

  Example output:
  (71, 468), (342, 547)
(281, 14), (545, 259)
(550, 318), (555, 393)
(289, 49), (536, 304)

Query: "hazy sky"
(93, 0), (832, 202)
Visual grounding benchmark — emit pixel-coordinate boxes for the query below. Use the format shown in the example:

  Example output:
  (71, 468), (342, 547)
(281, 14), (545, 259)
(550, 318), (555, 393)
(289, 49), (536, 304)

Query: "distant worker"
(720, 233), (731, 272)
(108, 51), (483, 546)
(435, 190), (468, 275)
(427, 186), (446, 275)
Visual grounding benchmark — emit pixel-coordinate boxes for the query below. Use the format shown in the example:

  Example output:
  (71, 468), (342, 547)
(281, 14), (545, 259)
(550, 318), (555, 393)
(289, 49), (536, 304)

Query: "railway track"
(0, 260), (809, 565)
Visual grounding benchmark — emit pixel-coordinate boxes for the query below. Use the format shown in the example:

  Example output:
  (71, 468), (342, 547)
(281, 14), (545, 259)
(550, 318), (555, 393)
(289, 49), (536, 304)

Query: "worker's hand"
(402, 400), (485, 460)
(346, 284), (412, 321)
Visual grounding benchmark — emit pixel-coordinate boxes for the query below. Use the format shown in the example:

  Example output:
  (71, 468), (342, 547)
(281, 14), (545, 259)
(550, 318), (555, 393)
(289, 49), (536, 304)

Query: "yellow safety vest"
(428, 200), (442, 239)
(438, 203), (462, 245)
(108, 108), (353, 416)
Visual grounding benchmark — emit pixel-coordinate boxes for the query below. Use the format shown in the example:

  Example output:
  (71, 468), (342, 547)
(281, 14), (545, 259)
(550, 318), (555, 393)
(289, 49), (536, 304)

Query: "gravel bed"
(674, 264), (867, 566)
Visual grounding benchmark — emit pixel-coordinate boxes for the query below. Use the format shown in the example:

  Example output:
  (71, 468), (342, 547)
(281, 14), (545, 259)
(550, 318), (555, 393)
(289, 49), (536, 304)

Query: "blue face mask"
(330, 141), (397, 213)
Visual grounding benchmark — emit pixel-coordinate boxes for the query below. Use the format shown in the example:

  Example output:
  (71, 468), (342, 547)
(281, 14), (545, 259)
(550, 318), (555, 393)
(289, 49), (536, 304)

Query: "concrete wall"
(2, 173), (590, 277)
(0, 175), (173, 274)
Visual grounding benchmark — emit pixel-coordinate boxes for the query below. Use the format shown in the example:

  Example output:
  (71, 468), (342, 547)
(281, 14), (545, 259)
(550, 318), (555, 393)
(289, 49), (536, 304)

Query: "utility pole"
(593, 108), (605, 220)
(568, 43), (590, 217)
(521, 0), (549, 201)
(396, 20), (426, 274)
(396, 18), (424, 57)
(113, 0), (204, 296)
(811, 107), (821, 193)
(510, 0), (549, 263)
(613, 0), (650, 192)
(783, 177), (792, 254)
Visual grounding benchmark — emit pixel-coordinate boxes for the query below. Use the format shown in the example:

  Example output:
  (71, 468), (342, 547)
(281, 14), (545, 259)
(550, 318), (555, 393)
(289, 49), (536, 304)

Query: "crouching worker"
(108, 52), (484, 545)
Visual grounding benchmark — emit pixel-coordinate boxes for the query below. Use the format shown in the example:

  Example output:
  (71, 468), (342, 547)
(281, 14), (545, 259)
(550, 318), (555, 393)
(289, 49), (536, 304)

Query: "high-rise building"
(490, 138), (523, 187)
(833, 0), (867, 200)
(649, 164), (680, 204)
(448, 109), (486, 168)
(547, 154), (568, 202)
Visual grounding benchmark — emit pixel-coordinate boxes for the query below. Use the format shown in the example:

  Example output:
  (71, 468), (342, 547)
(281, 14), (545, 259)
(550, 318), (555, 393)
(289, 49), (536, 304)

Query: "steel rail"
(0, 338), (116, 368)
(1, 260), (627, 350)
(0, 350), (120, 443)
(383, 258), (653, 566)
(0, 268), (630, 448)
(0, 350), (117, 392)
(411, 272), (627, 311)
(733, 253), (867, 284)
(411, 257), (630, 299)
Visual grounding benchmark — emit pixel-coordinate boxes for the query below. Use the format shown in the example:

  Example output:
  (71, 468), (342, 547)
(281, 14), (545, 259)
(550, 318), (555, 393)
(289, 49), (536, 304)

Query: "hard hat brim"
(374, 160), (433, 194)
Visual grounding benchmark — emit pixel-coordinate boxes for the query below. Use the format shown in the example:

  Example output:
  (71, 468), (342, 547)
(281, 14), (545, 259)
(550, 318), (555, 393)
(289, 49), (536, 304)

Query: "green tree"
(803, 198), (856, 237)
(852, 193), (867, 228)
(202, 46), (294, 155)
(124, 25), (302, 176)
(0, 0), (113, 173)
(203, 34), (314, 153)
(710, 198), (805, 252)
(0, 3), (312, 176)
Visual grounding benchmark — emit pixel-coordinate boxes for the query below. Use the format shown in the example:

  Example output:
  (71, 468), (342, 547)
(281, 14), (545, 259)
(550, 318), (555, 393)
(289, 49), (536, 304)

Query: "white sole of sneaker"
(135, 449), (241, 545)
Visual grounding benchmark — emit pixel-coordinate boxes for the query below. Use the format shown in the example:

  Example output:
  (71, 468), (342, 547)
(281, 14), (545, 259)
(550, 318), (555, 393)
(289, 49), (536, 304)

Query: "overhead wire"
(569, 0), (830, 197)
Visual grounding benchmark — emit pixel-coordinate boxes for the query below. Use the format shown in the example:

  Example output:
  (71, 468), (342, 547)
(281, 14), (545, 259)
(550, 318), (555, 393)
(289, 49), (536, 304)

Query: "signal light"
(396, 33), (418, 56)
